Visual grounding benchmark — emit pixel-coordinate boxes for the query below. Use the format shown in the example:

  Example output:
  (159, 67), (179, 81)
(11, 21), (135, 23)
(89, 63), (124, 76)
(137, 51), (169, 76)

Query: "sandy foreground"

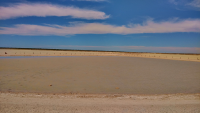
(1, 93), (200, 113)
(1, 49), (200, 112)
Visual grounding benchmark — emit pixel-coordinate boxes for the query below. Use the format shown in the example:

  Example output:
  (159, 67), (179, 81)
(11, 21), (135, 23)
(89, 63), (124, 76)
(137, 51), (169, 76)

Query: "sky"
(0, 0), (200, 53)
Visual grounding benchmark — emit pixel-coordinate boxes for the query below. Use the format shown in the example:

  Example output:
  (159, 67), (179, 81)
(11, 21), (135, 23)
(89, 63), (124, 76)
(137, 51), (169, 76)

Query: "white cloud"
(0, 3), (109, 20)
(0, 19), (200, 35)
(169, 0), (200, 10)
(187, 0), (200, 8)
(169, 0), (178, 5)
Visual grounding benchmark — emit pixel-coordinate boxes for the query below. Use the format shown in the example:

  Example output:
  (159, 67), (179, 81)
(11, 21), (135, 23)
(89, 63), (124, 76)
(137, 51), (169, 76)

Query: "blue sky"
(0, 0), (200, 53)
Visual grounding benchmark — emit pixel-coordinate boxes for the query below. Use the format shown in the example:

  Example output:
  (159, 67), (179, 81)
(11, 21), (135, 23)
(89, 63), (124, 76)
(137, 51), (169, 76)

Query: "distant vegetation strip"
(0, 47), (199, 55)
(0, 47), (123, 52)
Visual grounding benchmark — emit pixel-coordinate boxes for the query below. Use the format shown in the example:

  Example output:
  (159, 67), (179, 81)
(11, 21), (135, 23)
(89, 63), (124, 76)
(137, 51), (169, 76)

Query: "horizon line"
(0, 47), (200, 55)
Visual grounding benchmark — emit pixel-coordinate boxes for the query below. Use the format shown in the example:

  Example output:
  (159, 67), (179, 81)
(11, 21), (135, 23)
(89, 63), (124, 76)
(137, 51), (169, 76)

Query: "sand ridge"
(1, 48), (200, 62)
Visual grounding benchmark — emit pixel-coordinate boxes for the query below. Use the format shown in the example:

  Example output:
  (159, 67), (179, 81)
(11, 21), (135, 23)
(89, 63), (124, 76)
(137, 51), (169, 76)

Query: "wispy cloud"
(0, 19), (200, 35)
(169, 0), (200, 10)
(187, 0), (200, 8)
(169, 0), (178, 5)
(0, 3), (109, 20)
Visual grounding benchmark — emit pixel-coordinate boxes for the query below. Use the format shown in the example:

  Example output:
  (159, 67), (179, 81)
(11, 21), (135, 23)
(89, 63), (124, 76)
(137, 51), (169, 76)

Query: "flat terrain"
(1, 93), (200, 113)
(1, 53), (200, 112)
(0, 56), (200, 94)
(1, 49), (200, 62)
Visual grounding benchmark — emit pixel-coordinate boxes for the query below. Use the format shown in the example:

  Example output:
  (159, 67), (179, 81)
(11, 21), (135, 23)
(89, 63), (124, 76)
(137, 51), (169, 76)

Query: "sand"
(1, 56), (200, 94)
(1, 49), (200, 112)
(1, 48), (200, 62)
(1, 93), (200, 113)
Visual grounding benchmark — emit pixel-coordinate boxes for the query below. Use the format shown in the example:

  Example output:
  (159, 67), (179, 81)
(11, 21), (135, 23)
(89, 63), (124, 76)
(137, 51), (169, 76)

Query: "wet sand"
(0, 56), (200, 94)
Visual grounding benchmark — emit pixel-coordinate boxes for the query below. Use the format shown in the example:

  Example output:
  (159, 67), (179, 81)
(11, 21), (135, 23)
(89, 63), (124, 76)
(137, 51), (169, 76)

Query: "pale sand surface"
(1, 49), (200, 62)
(1, 93), (200, 113)
(1, 51), (200, 112)
(0, 57), (200, 94)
